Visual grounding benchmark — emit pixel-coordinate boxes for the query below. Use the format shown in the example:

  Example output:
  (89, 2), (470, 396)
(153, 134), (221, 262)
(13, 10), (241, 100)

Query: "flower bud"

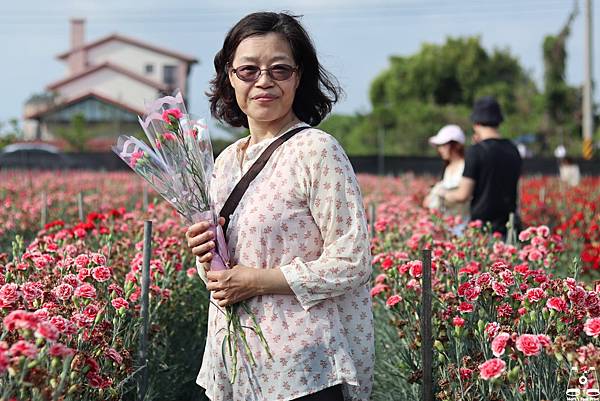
(477, 319), (485, 334)
(507, 365), (520, 382)
(542, 309), (550, 320)
(27, 360), (38, 369)
(434, 340), (445, 352)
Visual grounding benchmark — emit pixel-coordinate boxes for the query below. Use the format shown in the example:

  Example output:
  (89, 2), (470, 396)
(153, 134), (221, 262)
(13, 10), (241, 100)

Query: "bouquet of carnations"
(112, 90), (271, 383)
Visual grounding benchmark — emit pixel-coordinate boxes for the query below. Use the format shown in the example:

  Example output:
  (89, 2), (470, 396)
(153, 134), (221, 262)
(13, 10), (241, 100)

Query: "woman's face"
(229, 32), (300, 126)
(436, 143), (451, 161)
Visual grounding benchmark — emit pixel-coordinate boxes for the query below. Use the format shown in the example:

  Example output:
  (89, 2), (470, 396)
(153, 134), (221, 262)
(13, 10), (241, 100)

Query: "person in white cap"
(423, 124), (470, 226)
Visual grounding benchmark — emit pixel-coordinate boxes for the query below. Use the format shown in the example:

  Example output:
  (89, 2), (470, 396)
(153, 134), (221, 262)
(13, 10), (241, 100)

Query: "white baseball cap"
(429, 124), (465, 146)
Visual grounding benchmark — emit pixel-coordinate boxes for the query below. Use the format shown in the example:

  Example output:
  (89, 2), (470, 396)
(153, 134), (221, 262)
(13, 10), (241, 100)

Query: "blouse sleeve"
(279, 132), (372, 311)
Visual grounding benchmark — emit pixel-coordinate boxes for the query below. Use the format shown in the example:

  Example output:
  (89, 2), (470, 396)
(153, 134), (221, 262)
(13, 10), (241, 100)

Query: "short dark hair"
(207, 12), (342, 128)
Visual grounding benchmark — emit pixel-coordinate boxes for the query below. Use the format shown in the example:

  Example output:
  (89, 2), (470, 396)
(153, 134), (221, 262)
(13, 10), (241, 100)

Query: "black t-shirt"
(462, 138), (522, 234)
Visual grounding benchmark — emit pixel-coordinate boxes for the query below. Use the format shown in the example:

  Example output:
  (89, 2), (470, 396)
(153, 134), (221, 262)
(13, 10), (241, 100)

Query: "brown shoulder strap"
(219, 126), (309, 236)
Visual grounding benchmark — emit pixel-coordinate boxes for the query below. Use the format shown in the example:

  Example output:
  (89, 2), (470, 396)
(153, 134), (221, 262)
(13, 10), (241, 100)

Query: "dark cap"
(470, 96), (504, 126)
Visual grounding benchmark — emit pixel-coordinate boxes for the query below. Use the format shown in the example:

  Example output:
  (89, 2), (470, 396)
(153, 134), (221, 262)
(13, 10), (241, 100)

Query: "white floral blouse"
(196, 124), (374, 401)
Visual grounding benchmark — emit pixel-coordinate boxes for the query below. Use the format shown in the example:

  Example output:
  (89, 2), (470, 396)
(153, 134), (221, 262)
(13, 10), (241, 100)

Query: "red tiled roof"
(26, 91), (145, 120)
(57, 33), (199, 64)
(46, 62), (167, 91)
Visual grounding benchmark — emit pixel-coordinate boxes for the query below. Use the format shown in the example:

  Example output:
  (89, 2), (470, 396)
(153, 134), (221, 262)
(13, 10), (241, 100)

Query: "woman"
(185, 12), (373, 401)
(423, 124), (470, 222)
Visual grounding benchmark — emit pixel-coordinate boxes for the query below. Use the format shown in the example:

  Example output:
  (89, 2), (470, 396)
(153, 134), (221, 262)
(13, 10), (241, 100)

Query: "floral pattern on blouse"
(196, 124), (374, 401)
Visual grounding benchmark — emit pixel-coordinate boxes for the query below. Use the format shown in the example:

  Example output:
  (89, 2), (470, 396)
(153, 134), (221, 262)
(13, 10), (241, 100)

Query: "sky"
(0, 0), (598, 138)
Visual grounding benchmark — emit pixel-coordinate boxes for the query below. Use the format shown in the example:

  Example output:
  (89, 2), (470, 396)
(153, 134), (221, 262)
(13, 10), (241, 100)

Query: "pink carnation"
(453, 316), (465, 327)
(162, 108), (183, 123)
(492, 281), (508, 298)
(48, 343), (75, 358)
(53, 283), (74, 301)
(0, 349), (7, 373)
(9, 340), (38, 358)
(3, 310), (39, 331)
(584, 317), (600, 337)
(35, 321), (59, 342)
(91, 253), (106, 265)
(546, 297), (567, 312)
(386, 294), (402, 307)
(91, 266), (112, 282)
(106, 348), (123, 364)
(485, 322), (500, 339)
(75, 254), (90, 268)
(458, 302), (474, 313)
(74, 284), (97, 299)
(515, 334), (541, 356)
(491, 332), (510, 357)
(21, 282), (44, 302)
(370, 284), (389, 297)
(408, 261), (422, 278)
(526, 288), (545, 303)
(111, 297), (129, 310)
(0, 283), (19, 305)
(478, 358), (506, 380)
(537, 334), (552, 349)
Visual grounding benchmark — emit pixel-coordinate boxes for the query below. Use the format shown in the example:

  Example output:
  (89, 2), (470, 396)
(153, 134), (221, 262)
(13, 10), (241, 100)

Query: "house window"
(145, 64), (154, 74)
(163, 65), (177, 87)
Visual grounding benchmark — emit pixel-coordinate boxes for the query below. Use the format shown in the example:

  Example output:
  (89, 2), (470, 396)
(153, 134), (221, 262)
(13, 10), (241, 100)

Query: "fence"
(1, 151), (599, 175)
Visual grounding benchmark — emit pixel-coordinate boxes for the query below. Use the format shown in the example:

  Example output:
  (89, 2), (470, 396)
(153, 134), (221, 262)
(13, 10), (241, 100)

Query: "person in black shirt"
(442, 96), (522, 236)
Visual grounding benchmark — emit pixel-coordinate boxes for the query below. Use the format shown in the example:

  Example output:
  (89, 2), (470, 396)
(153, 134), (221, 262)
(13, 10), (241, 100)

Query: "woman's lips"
(252, 94), (277, 102)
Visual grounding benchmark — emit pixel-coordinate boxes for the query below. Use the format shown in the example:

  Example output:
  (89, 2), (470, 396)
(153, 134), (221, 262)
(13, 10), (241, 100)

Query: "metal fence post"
(421, 249), (433, 401)
(142, 184), (149, 212)
(40, 191), (47, 230)
(369, 203), (377, 239)
(77, 192), (84, 221)
(137, 220), (152, 401)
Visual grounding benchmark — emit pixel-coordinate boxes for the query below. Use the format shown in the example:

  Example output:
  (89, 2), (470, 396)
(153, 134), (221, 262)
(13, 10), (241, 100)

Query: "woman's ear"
(294, 68), (301, 90)
(228, 69), (235, 89)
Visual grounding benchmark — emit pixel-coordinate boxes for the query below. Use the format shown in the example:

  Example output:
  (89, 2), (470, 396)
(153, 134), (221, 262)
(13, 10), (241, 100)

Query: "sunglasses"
(231, 64), (297, 82)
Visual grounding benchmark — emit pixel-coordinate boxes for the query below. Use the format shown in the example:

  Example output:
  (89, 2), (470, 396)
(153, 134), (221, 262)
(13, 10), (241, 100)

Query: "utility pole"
(377, 126), (385, 176)
(583, 0), (594, 159)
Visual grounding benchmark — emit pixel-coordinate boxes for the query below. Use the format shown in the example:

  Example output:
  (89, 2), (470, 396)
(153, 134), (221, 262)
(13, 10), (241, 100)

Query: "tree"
(54, 113), (93, 152)
(323, 36), (541, 155)
(541, 1), (581, 149)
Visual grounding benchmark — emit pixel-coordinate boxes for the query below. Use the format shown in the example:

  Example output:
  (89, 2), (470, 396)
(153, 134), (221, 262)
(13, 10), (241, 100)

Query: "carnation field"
(0, 170), (599, 401)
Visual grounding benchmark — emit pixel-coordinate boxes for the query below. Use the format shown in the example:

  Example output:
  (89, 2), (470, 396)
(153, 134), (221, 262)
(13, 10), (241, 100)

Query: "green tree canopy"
(322, 36), (544, 155)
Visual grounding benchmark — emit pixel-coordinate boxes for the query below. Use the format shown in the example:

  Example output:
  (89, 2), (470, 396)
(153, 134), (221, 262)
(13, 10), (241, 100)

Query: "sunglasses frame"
(231, 64), (298, 82)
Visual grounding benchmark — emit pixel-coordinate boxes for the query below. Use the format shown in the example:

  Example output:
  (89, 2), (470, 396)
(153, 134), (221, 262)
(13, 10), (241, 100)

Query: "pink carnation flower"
(515, 334), (541, 356)
(491, 332), (510, 357)
(584, 317), (600, 337)
(478, 358), (506, 380)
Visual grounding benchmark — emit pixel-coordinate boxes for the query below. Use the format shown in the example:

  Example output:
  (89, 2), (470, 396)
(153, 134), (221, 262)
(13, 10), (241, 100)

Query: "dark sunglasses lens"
(270, 65), (294, 80)
(236, 66), (260, 81)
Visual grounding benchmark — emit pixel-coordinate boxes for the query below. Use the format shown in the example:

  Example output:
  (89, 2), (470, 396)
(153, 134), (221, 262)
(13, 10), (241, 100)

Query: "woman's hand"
(206, 265), (261, 307)
(185, 217), (226, 266)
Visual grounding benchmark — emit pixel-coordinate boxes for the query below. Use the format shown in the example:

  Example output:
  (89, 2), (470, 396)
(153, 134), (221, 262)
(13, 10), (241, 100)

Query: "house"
(23, 18), (198, 150)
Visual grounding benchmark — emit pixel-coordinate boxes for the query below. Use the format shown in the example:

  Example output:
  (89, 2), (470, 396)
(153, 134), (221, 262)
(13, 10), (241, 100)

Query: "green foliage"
(0, 119), (23, 150)
(54, 113), (94, 152)
(326, 36), (548, 155)
(369, 37), (530, 110)
(541, 5), (581, 145)
(127, 264), (210, 401)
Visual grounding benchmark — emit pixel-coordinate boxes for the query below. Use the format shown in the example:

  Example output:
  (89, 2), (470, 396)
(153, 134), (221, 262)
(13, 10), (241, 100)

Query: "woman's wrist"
(257, 268), (293, 296)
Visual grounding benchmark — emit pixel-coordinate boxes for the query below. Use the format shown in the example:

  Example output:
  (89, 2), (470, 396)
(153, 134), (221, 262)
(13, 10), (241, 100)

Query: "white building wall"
(56, 69), (160, 112)
(87, 41), (185, 88)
